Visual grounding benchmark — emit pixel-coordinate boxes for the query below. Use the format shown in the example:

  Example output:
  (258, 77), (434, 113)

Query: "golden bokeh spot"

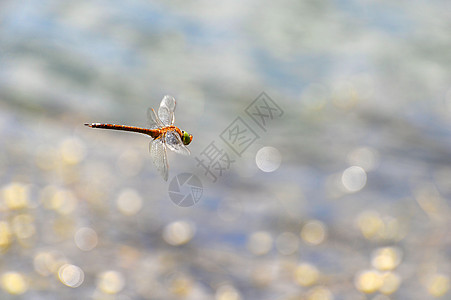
(170, 274), (193, 297)
(379, 272), (402, 295)
(1, 272), (28, 295)
(60, 137), (86, 165)
(301, 220), (327, 245)
(356, 211), (384, 240)
(41, 186), (77, 215)
(307, 286), (334, 300)
(97, 271), (125, 294)
(215, 284), (241, 300)
(355, 270), (383, 294)
(33, 251), (68, 275)
(53, 190), (78, 215)
(293, 263), (319, 287)
(0, 221), (12, 251)
(414, 184), (448, 221)
(371, 247), (402, 271)
(12, 214), (35, 240)
(2, 182), (29, 210)
(34, 252), (54, 276)
(162, 221), (195, 246)
(427, 274), (449, 297)
(116, 188), (142, 216)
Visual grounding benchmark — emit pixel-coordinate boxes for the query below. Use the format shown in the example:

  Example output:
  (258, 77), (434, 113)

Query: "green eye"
(182, 131), (192, 145)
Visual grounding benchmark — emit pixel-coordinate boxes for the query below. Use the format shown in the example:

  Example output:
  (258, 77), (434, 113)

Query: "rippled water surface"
(1, 1), (451, 299)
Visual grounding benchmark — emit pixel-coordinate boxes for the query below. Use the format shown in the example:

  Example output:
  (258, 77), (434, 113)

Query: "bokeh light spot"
(215, 284), (241, 300)
(1, 272), (28, 295)
(43, 188), (77, 215)
(414, 184), (447, 221)
(163, 221), (195, 246)
(74, 227), (98, 251)
(301, 220), (327, 245)
(169, 273), (193, 297)
(371, 247), (402, 271)
(34, 251), (68, 276)
(11, 214), (35, 240)
(379, 272), (402, 295)
(58, 264), (84, 288)
(33, 251), (68, 276)
(293, 263), (319, 287)
(255, 146), (281, 172)
(60, 137), (86, 165)
(347, 146), (379, 171)
(97, 270), (125, 294)
(427, 274), (449, 297)
(356, 211), (384, 239)
(33, 252), (53, 276)
(0, 221), (12, 251)
(307, 286), (334, 300)
(355, 270), (383, 293)
(2, 182), (29, 210)
(342, 166), (367, 192)
(355, 211), (406, 241)
(116, 188), (142, 216)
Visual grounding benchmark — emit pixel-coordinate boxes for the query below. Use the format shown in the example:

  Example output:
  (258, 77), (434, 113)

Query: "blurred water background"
(1, 1), (451, 299)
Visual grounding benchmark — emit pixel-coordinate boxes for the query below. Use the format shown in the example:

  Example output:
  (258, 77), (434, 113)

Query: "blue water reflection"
(1, 1), (451, 299)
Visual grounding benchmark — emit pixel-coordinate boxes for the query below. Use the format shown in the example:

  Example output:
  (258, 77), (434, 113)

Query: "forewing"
(149, 137), (169, 181)
(158, 95), (176, 126)
(165, 131), (190, 156)
(147, 108), (164, 129)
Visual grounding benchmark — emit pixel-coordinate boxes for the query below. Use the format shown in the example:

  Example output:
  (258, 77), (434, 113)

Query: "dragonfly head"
(181, 130), (193, 145)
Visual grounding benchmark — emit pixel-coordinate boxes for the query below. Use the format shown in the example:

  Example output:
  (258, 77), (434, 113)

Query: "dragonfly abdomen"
(84, 123), (159, 138)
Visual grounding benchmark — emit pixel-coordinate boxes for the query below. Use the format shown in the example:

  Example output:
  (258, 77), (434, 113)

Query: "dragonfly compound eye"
(182, 131), (192, 145)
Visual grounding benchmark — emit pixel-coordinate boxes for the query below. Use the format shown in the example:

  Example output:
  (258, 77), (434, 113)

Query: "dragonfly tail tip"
(84, 123), (92, 127)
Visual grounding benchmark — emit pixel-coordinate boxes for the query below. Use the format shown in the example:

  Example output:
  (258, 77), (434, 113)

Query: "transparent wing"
(165, 130), (190, 156)
(158, 95), (176, 126)
(147, 108), (164, 129)
(149, 137), (169, 181)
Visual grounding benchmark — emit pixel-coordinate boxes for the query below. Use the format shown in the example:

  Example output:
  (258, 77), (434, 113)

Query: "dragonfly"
(85, 95), (193, 181)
